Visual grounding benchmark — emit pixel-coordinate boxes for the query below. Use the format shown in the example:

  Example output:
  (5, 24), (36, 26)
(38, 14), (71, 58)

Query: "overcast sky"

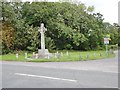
(16, 0), (120, 24)
(79, 0), (119, 25)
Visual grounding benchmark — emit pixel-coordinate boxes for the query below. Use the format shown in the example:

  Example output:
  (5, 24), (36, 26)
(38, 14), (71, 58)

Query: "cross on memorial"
(38, 23), (47, 54)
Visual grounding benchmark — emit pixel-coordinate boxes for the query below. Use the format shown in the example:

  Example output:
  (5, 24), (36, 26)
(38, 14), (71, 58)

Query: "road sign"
(104, 35), (110, 54)
(104, 38), (109, 44)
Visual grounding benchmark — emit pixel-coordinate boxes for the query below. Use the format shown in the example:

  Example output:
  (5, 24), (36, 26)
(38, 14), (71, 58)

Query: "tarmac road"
(1, 51), (118, 88)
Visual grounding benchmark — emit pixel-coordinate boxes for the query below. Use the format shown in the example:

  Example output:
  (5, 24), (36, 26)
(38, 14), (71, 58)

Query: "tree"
(2, 2), (119, 54)
(1, 21), (15, 54)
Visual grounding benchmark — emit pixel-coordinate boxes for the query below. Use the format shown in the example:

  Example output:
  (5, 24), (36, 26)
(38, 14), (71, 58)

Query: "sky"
(79, 0), (119, 25)
(11, 0), (120, 24)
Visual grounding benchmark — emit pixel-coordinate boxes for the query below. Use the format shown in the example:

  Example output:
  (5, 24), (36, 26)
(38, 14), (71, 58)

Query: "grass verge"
(0, 50), (115, 62)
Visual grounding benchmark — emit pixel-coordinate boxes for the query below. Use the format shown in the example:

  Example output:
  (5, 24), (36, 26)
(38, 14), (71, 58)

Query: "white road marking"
(15, 73), (77, 82)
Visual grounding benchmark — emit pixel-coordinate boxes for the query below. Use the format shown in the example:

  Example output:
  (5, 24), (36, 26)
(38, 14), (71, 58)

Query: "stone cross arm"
(39, 23), (47, 33)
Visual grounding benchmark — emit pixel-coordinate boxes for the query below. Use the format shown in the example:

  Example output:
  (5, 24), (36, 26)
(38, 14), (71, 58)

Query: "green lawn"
(0, 50), (115, 62)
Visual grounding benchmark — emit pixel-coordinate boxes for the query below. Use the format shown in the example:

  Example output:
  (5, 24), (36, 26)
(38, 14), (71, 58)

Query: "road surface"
(0, 51), (118, 88)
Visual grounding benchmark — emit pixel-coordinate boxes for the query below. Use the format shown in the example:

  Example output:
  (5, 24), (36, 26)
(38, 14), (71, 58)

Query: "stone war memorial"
(32, 23), (52, 59)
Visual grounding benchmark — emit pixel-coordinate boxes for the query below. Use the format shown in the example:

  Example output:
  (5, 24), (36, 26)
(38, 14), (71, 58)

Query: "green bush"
(108, 45), (118, 50)
(1, 43), (10, 55)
